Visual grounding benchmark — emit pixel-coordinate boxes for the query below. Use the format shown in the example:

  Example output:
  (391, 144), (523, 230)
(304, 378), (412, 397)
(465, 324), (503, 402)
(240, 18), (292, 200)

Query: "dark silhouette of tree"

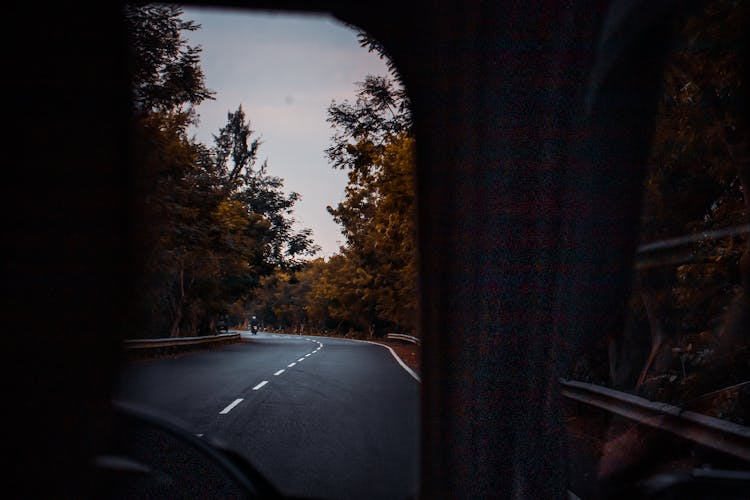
(124, 4), (214, 118)
(126, 6), (316, 337)
(593, 0), (750, 426)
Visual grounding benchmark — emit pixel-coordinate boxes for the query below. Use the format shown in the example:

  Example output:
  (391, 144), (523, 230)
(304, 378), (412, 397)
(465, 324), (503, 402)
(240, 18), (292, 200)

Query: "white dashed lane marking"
(219, 398), (243, 415)
(222, 339), (327, 416)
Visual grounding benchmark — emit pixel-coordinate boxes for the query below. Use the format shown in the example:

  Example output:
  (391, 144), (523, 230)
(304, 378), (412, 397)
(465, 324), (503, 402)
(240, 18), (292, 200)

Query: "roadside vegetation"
(126, 5), (417, 340)
(570, 0), (749, 424)
(252, 67), (417, 338)
(126, 5), (317, 338)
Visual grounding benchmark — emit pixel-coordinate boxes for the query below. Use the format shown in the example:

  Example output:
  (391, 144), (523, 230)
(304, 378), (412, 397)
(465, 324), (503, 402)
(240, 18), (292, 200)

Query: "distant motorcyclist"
(216, 314), (229, 333)
(249, 315), (259, 335)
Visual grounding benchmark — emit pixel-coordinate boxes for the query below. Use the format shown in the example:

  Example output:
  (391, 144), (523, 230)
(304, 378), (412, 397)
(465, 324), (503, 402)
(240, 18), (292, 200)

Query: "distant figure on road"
(216, 314), (229, 333)
(250, 315), (259, 335)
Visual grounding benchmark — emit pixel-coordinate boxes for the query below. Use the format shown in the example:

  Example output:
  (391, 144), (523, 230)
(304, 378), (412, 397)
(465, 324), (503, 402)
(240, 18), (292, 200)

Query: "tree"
(124, 4), (214, 118)
(324, 74), (417, 335)
(326, 74), (411, 173)
(247, 38), (416, 338)
(366, 135), (417, 330)
(249, 130), (417, 337)
(212, 105), (320, 270)
(126, 7), (317, 338)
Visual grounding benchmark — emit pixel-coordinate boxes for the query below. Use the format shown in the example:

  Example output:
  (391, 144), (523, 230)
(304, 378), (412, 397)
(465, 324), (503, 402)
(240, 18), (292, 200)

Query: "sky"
(180, 7), (392, 258)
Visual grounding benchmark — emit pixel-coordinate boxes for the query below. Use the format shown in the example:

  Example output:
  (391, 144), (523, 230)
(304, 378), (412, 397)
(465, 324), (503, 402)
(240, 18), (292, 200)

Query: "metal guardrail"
(385, 333), (421, 345)
(123, 332), (241, 350)
(560, 379), (750, 462)
(633, 223), (750, 270)
(636, 223), (750, 255)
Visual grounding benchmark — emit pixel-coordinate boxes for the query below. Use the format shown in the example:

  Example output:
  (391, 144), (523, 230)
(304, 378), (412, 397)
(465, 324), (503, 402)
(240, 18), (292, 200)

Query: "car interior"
(3, 0), (749, 498)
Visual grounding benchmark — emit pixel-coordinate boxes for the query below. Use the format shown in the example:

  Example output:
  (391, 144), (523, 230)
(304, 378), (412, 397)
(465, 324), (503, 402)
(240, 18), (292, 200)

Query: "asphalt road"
(115, 333), (420, 499)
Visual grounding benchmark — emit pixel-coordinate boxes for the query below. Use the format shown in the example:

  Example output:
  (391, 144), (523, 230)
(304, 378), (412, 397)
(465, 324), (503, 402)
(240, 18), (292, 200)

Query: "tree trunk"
(169, 266), (185, 338)
(636, 290), (667, 388)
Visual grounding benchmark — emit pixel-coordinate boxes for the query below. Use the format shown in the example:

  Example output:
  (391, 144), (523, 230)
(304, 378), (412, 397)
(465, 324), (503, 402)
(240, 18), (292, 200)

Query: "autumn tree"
(227, 32), (417, 337)
(212, 105), (319, 271)
(324, 72), (417, 335)
(252, 255), (375, 335)
(252, 261), (329, 332)
(126, 5), (316, 338)
(250, 67), (417, 337)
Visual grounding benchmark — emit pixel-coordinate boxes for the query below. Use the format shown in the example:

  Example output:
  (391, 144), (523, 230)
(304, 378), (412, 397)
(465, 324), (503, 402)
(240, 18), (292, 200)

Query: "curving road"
(115, 333), (420, 499)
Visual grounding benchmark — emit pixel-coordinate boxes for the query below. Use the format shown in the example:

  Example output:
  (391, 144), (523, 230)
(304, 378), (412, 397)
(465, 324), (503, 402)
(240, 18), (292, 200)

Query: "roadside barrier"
(385, 333), (421, 345)
(560, 378), (750, 462)
(123, 332), (242, 356)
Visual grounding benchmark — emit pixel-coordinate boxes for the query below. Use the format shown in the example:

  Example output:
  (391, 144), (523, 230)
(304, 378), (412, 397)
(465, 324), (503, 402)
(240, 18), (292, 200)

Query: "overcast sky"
(180, 7), (392, 258)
